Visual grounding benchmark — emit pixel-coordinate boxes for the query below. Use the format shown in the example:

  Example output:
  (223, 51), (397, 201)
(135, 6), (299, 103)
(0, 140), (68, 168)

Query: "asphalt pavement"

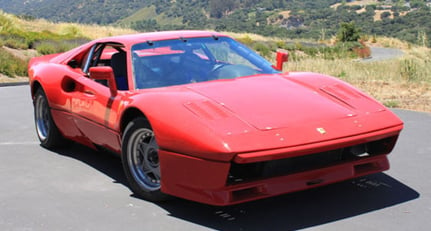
(363, 47), (405, 62)
(0, 85), (430, 231)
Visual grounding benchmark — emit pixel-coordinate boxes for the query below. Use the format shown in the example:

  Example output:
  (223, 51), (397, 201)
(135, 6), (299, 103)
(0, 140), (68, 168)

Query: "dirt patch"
(279, 11), (291, 18)
(331, 0), (379, 9)
(0, 46), (34, 83)
(2, 46), (38, 60)
(0, 74), (28, 83)
(374, 10), (394, 21)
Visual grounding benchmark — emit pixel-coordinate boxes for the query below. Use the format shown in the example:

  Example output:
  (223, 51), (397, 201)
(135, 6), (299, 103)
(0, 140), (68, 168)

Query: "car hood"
(185, 74), (383, 131)
(133, 73), (402, 161)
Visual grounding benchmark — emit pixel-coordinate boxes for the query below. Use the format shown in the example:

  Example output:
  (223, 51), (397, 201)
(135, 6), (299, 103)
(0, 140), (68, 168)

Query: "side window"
(80, 50), (91, 71)
(82, 43), (129, 90)
(65, 46), (94, 70)
(81, 43), (104, 74)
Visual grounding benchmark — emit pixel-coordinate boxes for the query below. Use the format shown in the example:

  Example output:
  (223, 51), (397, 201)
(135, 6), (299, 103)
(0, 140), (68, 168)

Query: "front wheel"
(34, 88), (65, 149)
(122, 118), (169, 202)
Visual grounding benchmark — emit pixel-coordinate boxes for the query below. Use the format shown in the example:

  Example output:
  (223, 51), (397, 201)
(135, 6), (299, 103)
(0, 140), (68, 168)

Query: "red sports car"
(29, 31), (403, 206)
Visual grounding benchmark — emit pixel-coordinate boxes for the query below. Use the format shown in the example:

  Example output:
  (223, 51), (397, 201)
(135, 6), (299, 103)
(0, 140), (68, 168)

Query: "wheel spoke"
(127, 127), (161, 191)
(33, 89), (64, 148)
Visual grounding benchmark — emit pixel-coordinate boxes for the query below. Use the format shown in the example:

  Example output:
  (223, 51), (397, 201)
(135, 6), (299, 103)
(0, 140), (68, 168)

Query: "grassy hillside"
(2, 0), (431, 47)
(288, 44), (431, 112)
(0, 11), (136, 82)
(118, 6), (184, 27)
(1, 11), (430, 112)
(0, 0), (148, 24)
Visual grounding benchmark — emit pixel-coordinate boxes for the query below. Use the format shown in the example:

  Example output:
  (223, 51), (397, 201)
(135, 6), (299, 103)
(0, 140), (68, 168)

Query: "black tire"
(122, 118), (169, 202)
(33, 88), (65, 149)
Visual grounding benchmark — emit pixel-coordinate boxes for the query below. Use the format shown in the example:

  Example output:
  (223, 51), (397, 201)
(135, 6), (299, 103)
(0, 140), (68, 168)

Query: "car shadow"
(52, 144), (419, 231)
(158, 173), (419, 231)
(51, 144), (128, 186)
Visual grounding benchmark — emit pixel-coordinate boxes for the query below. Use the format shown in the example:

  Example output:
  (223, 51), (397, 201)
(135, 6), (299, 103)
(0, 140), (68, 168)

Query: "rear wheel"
(34, 88), (65, 148)
(122, 118), (169, 201)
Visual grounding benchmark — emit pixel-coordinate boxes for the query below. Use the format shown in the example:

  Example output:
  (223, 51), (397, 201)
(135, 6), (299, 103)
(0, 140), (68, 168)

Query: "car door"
(67, 43), (126, 152)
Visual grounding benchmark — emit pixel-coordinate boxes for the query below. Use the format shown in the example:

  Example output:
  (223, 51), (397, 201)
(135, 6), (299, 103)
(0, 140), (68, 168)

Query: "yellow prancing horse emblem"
(316, 127), (326, 134)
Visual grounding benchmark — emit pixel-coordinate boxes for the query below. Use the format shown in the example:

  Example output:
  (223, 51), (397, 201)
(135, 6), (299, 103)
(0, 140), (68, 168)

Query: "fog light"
(349, 144), (369, 157)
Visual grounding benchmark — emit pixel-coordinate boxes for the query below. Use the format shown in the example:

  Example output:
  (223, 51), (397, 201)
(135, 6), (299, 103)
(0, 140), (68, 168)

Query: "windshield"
(131, 37), (278, 89)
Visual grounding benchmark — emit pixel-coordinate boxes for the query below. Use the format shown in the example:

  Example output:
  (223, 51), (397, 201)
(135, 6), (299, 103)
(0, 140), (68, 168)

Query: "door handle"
(83, 90), (95, 96)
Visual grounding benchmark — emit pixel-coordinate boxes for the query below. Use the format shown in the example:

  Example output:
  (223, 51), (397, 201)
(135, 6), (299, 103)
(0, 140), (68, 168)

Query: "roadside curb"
(0, 82), (28, 87)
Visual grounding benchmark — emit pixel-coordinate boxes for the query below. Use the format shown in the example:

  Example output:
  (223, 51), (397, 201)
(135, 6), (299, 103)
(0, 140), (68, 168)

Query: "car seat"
(110, 51), (128, 90)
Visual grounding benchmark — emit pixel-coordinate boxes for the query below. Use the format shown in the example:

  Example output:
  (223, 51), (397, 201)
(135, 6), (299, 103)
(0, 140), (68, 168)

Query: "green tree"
(337, 22), (361, 42)
(131, 19), (160, 32)
(209, 0), (238, 18)
(381, 11), (392, 20)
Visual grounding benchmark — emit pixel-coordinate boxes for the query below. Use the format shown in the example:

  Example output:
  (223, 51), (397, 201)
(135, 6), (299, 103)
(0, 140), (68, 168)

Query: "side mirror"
(274, 50), (289, 71)
(89, 66), (117, 95)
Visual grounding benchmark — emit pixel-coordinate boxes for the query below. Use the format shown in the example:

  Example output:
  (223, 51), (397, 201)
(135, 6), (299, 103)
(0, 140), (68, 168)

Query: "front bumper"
(158, 125), (402, 206)
(159, 150), (390, 206)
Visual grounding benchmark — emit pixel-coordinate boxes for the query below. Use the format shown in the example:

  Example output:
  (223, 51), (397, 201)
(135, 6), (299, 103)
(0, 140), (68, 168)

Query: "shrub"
(61, 25), (81, 37)
(0, 34), (28, 49)
(0, 13), (15, 33)
(400, 59), (419, 82)
(34, 39), (89, 55)
(35, 42), (58, 55)
(236, 35), (254, 46)
(352, 41), (371, 58)
(253, 42), (271, 58)
(0, 47), (28, 77)
(384, 100), (399, 108)
(275, 40), (286, 49)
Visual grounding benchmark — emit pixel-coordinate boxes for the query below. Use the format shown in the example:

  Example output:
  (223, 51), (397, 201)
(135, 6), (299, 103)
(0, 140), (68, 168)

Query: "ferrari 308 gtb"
(28, 30), (403, 206)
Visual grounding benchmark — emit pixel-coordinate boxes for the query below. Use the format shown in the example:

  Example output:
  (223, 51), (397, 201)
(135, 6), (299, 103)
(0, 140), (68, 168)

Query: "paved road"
(1, 85), (430, 231)
(363, 47), (405, 62)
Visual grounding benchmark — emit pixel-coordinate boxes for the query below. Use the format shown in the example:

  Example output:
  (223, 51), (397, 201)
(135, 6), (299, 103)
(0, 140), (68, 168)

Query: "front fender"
(125, 89), (238, 162)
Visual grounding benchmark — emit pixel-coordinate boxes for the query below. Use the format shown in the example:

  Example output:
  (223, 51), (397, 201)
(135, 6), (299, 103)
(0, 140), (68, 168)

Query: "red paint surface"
(28, 31), (403, 205)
